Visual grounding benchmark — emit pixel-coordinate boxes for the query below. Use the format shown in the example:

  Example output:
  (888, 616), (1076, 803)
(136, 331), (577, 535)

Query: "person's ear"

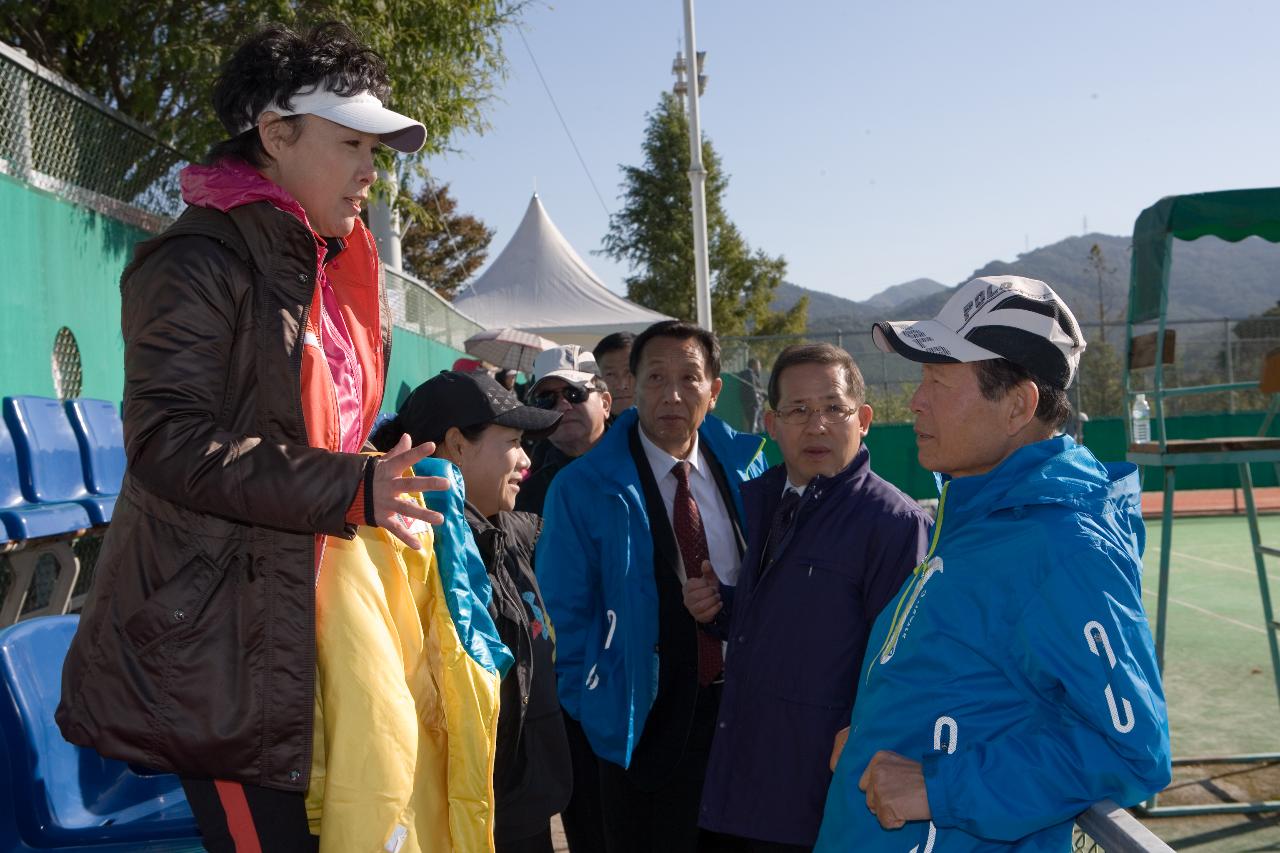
(857, 403), (874, 437)
(599, 389), (612, 416)
(709, 376), (724, 408)
(441, 426), (468, 462)
(1007, 381), (1039, 435)
(764, 408), (778, 440)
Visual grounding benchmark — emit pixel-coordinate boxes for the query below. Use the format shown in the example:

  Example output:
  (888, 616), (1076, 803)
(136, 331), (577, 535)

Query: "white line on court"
(1141, 585), (1268, 635)
(1147, 545), (1280, 582)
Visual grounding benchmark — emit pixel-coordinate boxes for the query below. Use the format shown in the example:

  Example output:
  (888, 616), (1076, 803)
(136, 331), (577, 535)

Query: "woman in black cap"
(372, 370), (574, 853)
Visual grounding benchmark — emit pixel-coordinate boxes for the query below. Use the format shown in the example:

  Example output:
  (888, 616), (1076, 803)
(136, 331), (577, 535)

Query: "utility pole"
(368, 168), (403, 271)
(673, 0), (712, 330)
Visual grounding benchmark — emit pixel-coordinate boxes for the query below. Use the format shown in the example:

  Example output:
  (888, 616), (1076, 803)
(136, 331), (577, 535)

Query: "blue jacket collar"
(935, 435), (1141, 524)
(581, 408), (766, 488)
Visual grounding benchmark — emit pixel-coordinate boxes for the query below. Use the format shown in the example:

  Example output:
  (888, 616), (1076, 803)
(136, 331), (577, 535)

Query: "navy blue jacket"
(699, 447), (931, 846)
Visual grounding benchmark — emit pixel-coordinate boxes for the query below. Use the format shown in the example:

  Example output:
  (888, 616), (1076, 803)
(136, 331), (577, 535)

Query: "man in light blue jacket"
(817, 276), (1171, 852)
(537, 321), (768, 852)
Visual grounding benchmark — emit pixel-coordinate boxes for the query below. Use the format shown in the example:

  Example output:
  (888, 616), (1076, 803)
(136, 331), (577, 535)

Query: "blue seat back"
(0, 616), (199, 846)
(64, 399), (126, 495)
(0, 417), (25, 511)
(3, 397), (89, 505)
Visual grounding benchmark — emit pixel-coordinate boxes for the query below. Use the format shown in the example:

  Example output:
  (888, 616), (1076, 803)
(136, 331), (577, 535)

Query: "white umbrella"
(463, 328), (558, 373)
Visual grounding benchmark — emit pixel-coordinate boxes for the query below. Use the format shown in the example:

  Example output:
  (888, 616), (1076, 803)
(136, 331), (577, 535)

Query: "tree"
(1, 1), (525, 204)
(398, 182), (494, 300)
(1076, 338), (1124, 418)
(1084, 243), (1117, 344)
(601, 92), (806, 337)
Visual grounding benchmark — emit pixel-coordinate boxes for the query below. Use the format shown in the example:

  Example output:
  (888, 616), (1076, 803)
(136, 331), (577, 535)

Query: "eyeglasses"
(773, 403), (857, 426)
(531, 385), (596, 410)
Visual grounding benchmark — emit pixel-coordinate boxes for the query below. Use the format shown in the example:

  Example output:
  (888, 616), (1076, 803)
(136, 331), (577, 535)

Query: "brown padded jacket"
(55, 200), (391, 791)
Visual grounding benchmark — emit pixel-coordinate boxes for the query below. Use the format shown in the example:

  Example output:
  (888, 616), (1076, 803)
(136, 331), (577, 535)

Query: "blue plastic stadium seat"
(3, 397), (113, 526)
(0, 616), (202, 851)
(63, 399), (126, 496)
(0, 414), (90, 541)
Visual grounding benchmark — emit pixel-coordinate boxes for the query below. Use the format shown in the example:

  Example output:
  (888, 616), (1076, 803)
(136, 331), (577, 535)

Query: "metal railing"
(1074, 800), (1175, 852)
(384, 267), (485, 351)
(0, 40), (186, 231)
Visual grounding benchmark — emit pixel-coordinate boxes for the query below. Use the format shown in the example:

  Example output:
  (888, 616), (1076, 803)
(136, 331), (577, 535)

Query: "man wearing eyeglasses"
(516, 345), (613, 517)
(695, 343), (931, 852)
(537, 321), (769, 853)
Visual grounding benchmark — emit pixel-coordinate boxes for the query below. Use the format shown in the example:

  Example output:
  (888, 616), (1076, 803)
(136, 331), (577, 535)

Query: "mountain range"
(774, 233), (1280, 344)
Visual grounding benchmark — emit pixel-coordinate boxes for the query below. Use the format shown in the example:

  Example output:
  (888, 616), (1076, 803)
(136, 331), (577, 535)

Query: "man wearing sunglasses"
(516, 345), (613, 517)
(693, 343), (931, 851)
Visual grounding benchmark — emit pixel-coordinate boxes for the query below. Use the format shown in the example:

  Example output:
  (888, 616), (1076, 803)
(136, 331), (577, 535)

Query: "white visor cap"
(245, 86), (426, 153)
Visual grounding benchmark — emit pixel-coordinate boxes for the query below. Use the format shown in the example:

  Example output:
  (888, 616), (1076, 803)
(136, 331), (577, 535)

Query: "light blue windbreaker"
(816, 436), (1170, 852)
(416, 456), (514, 679)
(535, 408), (767, 768)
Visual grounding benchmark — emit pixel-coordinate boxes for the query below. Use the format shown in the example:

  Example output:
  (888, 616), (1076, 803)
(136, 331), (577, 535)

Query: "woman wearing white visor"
(57, 21), (441, 852)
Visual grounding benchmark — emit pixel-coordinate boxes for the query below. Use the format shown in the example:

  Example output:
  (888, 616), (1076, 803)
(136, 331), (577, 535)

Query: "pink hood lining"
(179, 159), (326, 272)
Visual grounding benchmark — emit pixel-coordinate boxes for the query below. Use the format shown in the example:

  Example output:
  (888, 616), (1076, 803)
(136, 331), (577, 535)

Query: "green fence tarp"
(1129, 187), (1280, 324)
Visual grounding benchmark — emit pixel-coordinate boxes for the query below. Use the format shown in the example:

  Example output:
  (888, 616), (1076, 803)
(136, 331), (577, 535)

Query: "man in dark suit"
(537, 321), (768, 853)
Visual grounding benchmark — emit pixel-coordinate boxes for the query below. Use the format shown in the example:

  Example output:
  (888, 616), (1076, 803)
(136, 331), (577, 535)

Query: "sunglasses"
(531, 385), (596, 409)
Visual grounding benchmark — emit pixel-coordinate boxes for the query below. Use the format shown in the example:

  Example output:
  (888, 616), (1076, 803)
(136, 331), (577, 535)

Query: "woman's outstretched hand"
(371, 433), (449, 549)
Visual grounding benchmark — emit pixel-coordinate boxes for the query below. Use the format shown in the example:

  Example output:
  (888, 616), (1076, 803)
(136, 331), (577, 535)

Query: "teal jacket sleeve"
(535, 471), (599, 721)
(922, 541), (1171, 841)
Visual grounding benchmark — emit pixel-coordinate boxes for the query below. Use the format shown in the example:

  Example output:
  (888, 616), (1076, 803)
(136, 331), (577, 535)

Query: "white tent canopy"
(453, 194), (671, 348)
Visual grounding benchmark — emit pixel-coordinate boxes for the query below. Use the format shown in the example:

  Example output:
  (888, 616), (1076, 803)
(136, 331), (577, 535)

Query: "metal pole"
(368, 168), (403, 271)
(682, 0), (712, 331)
(1225, 317), (1236, 414)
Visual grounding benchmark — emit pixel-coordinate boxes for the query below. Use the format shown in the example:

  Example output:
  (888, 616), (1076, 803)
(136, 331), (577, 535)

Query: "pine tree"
(601, 92), (806, 337)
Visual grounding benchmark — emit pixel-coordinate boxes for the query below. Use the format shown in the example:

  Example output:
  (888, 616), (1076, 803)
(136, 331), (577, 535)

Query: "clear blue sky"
(428, 0), (1280, 303)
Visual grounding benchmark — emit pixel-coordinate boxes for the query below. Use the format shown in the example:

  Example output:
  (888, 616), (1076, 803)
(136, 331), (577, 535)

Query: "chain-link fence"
(0, 41), (186, 232)
(722, 316), (1280, 424)
(385, 267), (485, 351)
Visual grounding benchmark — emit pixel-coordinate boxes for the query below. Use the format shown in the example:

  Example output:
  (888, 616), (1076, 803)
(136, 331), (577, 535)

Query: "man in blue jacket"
(537, 321), (768, 853)
(693, 343), (931, 851)
(817, 276), (1171, 852)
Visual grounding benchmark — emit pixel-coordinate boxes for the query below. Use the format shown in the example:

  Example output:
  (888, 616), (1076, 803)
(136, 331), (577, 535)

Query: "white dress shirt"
(638, 427), (742, 586)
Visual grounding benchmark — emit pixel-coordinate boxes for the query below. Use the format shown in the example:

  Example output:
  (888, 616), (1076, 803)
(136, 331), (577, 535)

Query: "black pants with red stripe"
(180, 777), (318, 853)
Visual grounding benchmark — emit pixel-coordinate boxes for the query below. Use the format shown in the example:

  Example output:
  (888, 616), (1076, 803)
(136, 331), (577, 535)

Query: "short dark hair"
(974, 359), (1070, 429)
(767, 343), (866, 409)
(593, 331), (635, 361)
(629, 321), (721, 378)
(207, 21), (391, 167)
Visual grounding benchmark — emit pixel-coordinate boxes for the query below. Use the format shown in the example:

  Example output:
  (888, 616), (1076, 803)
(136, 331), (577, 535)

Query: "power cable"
(516, 27), (612, 219)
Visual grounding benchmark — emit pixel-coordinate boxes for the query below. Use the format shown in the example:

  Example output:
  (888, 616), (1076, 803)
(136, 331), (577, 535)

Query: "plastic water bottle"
(1130, 393), (1151, 444)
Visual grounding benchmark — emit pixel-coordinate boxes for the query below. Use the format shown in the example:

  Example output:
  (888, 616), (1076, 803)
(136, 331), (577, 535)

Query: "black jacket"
(514, 440), (576, 517)
(466, 504), (572, 842)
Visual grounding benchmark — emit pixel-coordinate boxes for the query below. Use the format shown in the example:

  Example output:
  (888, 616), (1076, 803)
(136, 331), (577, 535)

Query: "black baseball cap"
(394, 370), (561, 444)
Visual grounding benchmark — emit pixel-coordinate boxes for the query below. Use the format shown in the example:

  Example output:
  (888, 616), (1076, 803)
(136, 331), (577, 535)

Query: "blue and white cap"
(872, 275), (1086, 389)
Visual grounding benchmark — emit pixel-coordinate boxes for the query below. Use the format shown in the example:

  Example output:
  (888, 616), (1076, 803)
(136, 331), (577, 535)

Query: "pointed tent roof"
(453, 194), (670, 345)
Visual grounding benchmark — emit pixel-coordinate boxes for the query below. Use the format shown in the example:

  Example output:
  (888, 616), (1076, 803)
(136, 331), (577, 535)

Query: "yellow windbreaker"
(305, 519), (501, 852)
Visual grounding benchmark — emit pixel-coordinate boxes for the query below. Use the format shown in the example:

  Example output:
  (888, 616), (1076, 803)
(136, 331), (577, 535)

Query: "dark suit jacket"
(623, 423), (746, 790)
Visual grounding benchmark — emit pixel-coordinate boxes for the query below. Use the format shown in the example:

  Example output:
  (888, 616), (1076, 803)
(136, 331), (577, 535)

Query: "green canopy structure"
(1125, 187), (1280, 818)
(1129, 187), (1280, 325)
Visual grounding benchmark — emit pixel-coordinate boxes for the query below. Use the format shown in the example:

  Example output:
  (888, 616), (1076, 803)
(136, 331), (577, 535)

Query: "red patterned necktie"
(671, 460), (724, 687)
